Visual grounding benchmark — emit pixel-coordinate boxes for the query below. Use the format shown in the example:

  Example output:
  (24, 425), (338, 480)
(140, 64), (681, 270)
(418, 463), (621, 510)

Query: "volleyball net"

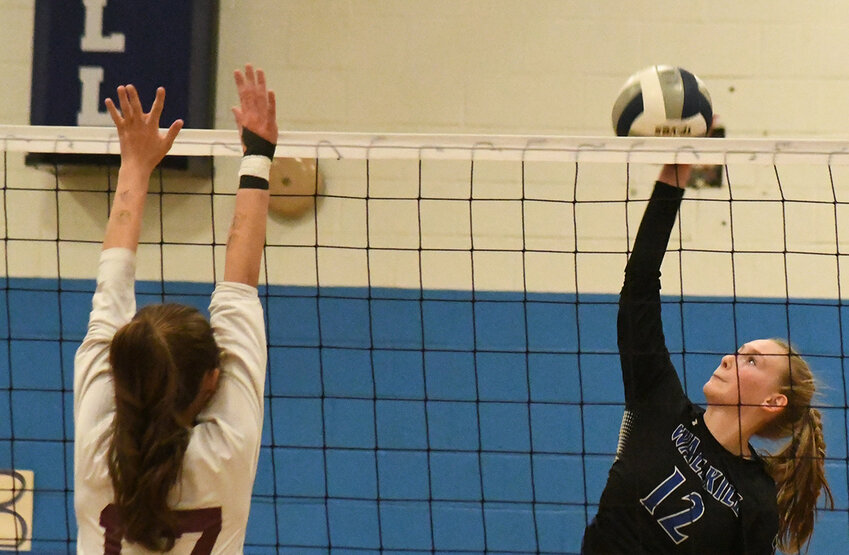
(1, 126), (848, 553)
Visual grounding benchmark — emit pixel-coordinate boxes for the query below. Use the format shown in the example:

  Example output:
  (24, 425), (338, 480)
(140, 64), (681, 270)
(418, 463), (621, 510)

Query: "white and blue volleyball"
(612, 65), (712, 137)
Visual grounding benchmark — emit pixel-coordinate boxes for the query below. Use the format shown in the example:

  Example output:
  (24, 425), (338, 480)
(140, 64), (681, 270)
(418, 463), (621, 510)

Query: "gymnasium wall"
(2, 1), (849, 553)
(1, 1), (849, 294)
(6, 1), (849, 135)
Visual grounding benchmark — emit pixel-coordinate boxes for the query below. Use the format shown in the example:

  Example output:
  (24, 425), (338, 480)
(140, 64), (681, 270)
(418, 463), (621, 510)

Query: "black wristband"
(239, 175), (270, 190)
(242, 128), (276, 159)
(238, 128), (275, 190)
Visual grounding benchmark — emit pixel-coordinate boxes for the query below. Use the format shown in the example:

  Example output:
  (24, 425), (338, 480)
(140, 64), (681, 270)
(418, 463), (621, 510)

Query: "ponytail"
(760, 341), (834, 553)
(107, 304), (219, 551)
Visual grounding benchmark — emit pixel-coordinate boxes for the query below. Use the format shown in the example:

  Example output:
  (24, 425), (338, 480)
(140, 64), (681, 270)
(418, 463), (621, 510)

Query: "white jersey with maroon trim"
(74, 248), (267, 554)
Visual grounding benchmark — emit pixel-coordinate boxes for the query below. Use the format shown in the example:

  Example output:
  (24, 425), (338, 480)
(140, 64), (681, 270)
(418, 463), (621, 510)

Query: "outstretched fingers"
(109, 84), (144, 124)
(110, 84), (169, 125)
(266, 89), (276, 121)
(104, 97), (122, 126)
(235, 65), (256, 113)
(231, 105), (244, 129)
(163, 119), (184, 150)
(125, 85), (142, 119)
(244, 64), (257, 91)
(232, 63), (278, 145)
(149, 87), (167, 126)
(115, 85), (131, 120)
(104, 82), (183, 172)
(254, 68), (270, 113)
(255, 67), (267, 96)
(234, 68), (246, 102)
(234, 67), (246, 91)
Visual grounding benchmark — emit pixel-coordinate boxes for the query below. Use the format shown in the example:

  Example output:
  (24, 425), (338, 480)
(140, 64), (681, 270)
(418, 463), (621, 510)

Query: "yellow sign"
(0, 470), (33, 552)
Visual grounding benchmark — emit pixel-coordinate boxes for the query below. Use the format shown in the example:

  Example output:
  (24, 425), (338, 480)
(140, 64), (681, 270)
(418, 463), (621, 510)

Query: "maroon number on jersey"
(99, 504), (222, 554)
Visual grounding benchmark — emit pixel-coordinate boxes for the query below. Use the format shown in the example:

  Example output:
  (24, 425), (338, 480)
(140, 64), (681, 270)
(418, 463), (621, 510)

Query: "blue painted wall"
(1, 279), (847, 553)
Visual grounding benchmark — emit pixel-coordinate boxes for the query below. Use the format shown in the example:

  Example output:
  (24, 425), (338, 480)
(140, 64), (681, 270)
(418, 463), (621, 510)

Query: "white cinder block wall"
(5, 1), (849, 135)
(214, 0), (849, 137)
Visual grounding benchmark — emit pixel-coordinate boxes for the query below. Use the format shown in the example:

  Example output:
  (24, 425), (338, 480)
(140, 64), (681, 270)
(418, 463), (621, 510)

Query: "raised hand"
(105, 85), (183, 176)
(222, 64), (277, 287)
(101, 85), (182, 251)
(231, 64), (278, 147)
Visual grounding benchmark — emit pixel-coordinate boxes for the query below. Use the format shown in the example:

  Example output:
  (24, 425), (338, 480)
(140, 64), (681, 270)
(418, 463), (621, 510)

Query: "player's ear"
(763, 393), (788, 414)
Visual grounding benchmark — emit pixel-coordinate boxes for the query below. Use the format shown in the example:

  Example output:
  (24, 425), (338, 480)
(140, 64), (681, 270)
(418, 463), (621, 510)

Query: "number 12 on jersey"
(640, 466), (705, 544)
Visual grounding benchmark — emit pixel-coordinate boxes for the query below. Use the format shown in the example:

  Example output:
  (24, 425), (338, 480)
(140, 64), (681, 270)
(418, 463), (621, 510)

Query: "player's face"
(703, 339), (789, 410)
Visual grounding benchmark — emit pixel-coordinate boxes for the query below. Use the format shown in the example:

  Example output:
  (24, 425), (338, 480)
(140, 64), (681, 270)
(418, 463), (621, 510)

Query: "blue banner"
(30, 0), (217, 129)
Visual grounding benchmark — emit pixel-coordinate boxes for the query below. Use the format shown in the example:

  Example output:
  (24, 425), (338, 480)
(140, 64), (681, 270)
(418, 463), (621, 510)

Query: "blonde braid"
(763, 379), (834, 552)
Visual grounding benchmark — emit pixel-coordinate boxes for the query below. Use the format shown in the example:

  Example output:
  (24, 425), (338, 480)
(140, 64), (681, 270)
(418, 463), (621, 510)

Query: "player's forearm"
(223, 188), (269, 287)
(625, 181), (685, 278)
(224, 65), (277, 286)
(102, 165), (151, 251)
(657, 164), (692, 189)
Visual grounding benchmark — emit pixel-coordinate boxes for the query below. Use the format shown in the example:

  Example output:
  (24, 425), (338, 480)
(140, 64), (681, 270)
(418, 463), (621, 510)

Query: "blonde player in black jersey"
(74, 65), (277, 553)
(582, 164), (833, 554)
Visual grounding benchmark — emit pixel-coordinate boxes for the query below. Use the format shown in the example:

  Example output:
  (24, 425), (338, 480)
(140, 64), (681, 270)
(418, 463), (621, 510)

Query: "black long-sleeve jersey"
(582, 182), (778, 554)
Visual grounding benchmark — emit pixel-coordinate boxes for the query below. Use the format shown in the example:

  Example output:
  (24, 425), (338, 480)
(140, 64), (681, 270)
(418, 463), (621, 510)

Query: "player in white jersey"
(74, 64), (278, 554)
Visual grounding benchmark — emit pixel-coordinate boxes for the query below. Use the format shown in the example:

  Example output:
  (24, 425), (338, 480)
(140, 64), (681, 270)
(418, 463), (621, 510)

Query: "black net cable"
(520, 160), (542, 551)
(467, 158), (490, 552)
(312, 158), (333, 551)
(1, 150), (19, 553)
(416, 158), (438, 551)
(51, 161), (72, 550)
(572, 159), (590, 530)
(826, 163), (849, 520)
(364, 159), (387, 551)
(725, 163), (746, 457)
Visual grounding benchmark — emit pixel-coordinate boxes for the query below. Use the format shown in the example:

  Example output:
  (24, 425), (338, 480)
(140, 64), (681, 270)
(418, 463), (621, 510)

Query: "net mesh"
(1, 126), (848, 553)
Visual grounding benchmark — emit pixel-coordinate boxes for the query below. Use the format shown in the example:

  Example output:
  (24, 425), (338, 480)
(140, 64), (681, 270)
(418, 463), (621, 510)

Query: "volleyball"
(611, 65), (712, 137)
